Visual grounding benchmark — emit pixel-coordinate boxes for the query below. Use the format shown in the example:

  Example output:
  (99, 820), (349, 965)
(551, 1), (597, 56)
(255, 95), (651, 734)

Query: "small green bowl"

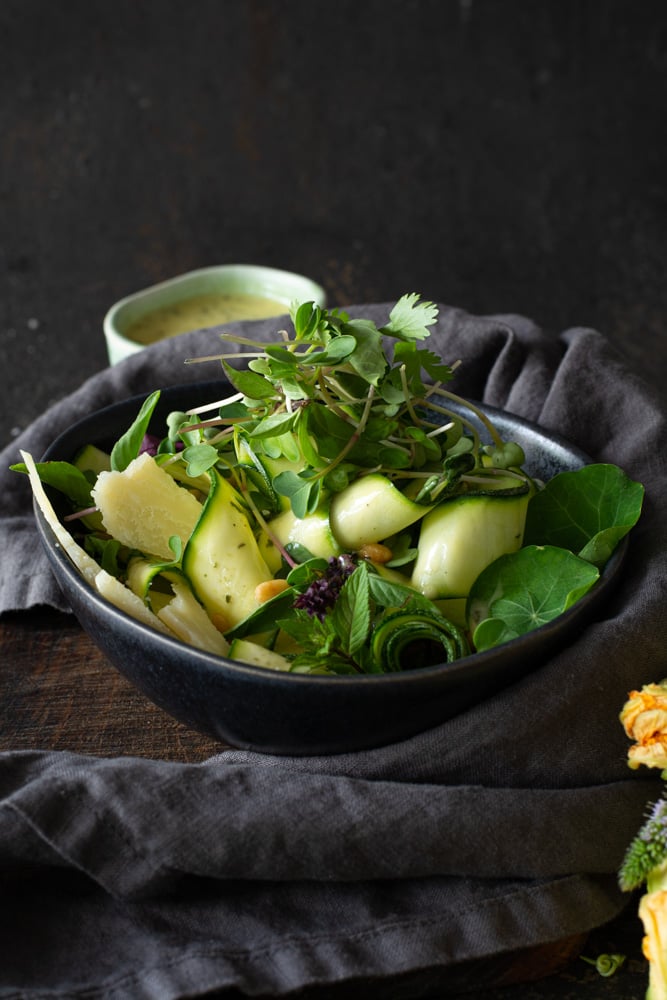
(103, 264), (327, 365)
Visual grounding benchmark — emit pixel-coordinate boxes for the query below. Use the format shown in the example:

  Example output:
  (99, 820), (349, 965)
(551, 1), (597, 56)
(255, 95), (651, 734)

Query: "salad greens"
(13, 294), (645, 674)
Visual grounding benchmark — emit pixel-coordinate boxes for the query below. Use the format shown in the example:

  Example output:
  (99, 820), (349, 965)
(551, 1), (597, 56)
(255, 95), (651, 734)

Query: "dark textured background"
(2, 0), (667, 450)
(1, 2), (665, 995)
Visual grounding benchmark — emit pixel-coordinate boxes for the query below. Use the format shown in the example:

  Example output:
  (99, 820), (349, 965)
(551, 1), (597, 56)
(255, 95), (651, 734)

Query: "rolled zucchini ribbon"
(370, 604), (469, 672)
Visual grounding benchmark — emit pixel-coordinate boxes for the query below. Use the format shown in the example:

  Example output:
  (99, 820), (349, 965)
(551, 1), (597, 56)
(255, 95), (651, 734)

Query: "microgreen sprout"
(176, 294), (529, 518)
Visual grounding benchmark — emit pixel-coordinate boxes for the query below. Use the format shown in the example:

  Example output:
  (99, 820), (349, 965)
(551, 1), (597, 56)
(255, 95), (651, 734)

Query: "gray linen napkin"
(0, 304), (664, 999)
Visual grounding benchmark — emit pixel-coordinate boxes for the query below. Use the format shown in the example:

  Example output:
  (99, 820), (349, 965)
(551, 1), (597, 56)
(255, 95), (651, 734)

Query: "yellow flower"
(620, 682), (667, 771)
(640, 889), (667, 1000)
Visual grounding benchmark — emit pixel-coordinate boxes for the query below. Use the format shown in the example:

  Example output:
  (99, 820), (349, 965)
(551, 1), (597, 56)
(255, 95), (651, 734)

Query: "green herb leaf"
(10, 459), (95, 508)
(110, 390), (161, 471)
(468, 545), (601, 651)
(222, 362), (276, 401)
(332, 563), (372, 657)
(343, 319), (388, 386)
(182, 444), (219, 477)
(250, 410), (301, 440)
(523, 463), (644, 567)
(307, 335), (357, 365)
(383, 292), (439, 341)
(273, 470), (321, 518)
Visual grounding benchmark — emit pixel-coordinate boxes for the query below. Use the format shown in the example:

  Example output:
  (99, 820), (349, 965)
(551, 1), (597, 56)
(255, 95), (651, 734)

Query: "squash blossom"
(639, 878), (667, 1000)
(620, 686), (667, 1000)
(620, 681), (667, 772)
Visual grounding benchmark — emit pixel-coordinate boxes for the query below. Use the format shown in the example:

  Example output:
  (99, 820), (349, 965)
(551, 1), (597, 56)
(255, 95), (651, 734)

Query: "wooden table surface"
(0, 605), (649, 999)
(0, 607), (223, 761)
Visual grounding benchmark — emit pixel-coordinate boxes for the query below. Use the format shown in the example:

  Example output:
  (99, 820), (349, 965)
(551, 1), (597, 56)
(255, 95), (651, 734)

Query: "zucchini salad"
(15, 295), (644, 675)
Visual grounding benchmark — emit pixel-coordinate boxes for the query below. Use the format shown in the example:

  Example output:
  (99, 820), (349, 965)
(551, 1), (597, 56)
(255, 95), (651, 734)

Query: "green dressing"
(125, 293), (287, 344)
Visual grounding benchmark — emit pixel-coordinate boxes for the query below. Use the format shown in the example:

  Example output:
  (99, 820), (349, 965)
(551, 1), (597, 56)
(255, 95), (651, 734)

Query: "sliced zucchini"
(182, 467), (271, 628)
(329, 474), (432, 550)
(267, 505), (341, 560)
(156, 455), (211, 496)
(256, 530), (283, 574)
(410, 490), (531, 599)
(73, 443), (111, 477)
(228, 637), (291, 671)
(237, 437), (303, 514)
(126, 556), (185, 610)
(73, 443), (112, 531)
(370, 605), (469, 671)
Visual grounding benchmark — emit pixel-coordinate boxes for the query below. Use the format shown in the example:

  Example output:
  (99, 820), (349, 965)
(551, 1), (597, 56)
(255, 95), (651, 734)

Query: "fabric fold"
(0, 302), (665, 997)
(0, 750), (658, 899)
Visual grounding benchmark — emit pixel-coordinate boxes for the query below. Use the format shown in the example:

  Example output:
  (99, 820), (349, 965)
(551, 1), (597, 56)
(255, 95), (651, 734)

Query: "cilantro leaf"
(382, 292), (439, 341)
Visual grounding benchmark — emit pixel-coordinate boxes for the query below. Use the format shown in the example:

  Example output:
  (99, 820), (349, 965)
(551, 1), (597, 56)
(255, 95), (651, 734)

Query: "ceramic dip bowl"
(103, 264), (327, 365)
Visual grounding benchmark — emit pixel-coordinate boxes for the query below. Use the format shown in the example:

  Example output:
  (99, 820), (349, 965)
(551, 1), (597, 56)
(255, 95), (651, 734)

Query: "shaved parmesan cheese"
(22, 449), (174, 637)
(157, 578), (230, 655)
(92, 452), (202, 560)
(94, 569), (173, 635)
(21, 449), (103, 588)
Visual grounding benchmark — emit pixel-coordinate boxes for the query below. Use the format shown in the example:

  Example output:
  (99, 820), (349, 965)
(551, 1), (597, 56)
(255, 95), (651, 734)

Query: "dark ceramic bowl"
(34, 381), (626, 755)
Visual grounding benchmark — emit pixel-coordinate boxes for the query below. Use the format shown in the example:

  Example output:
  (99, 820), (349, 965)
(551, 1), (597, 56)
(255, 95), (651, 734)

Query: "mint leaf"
(332, 563), (371, 657)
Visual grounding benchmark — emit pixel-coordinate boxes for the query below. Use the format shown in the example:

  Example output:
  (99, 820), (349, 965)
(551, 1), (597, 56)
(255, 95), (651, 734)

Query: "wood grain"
(0, 608), (222, 760)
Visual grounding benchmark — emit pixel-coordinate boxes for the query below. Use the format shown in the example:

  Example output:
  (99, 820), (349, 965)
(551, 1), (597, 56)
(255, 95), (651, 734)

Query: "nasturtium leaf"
(523, 464), (644, 567)
(110, 390), (161, 471)
(467, 545), (600, 652)
(470, 618), (520, 652)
